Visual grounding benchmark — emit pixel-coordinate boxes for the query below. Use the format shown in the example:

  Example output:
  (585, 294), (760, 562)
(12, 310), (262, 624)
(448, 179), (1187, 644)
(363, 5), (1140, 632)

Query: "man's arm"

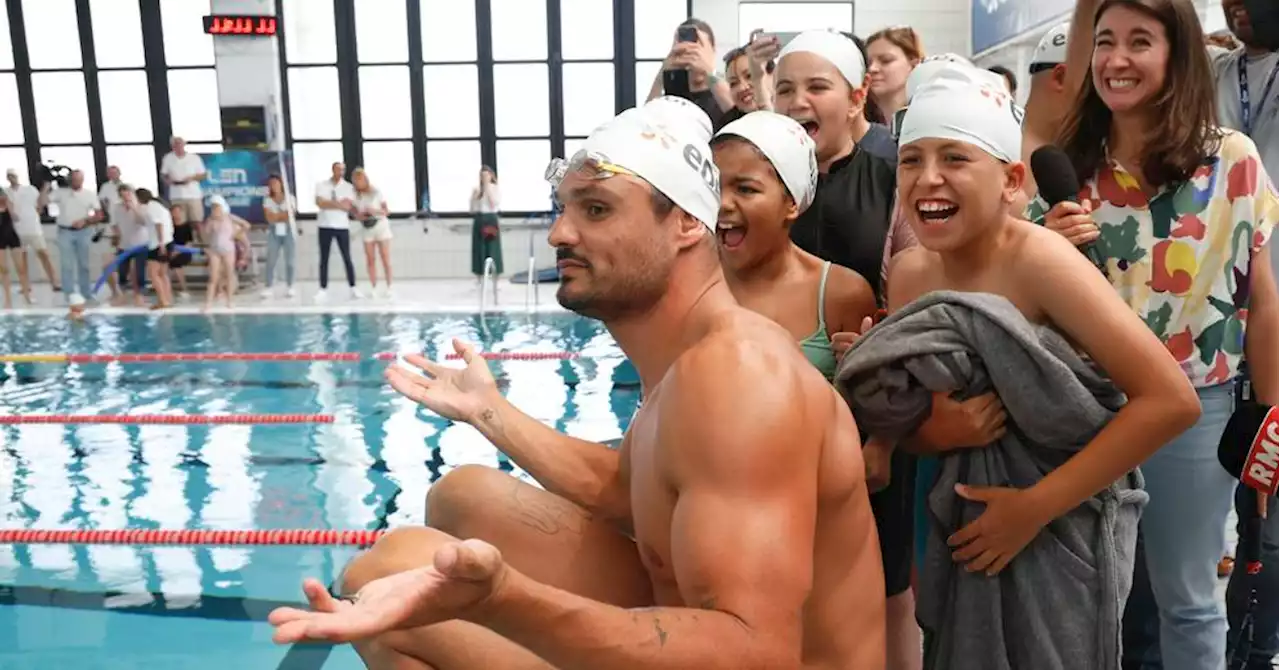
(470, 398), (631, 527)
(473, 343), (817, 670)
(1247, 234), (1278, 405)
(1019, 225), (1201, 522)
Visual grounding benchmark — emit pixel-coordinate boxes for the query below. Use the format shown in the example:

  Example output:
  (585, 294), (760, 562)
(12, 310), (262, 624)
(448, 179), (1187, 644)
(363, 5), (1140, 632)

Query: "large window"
(634, 0), (688, 105)
(94, 0), (154, 192)
(0, 0), (22, 181)
(276, 0), (690, 217)
(162, 0), (219, 147)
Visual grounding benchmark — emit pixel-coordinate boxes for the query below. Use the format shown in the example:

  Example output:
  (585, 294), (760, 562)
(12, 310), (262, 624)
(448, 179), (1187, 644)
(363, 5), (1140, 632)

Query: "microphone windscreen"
(1030, 145), (1081, 206)
(1219, 403), (1279, 494)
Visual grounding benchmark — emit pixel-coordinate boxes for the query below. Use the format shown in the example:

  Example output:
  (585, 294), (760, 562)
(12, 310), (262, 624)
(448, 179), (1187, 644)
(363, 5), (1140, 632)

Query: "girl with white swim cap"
(710, 110), (876, 383)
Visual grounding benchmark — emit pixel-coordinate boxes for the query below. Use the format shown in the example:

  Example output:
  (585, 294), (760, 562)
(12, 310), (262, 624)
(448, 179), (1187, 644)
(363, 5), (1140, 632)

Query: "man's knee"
(339, 526), (457, 596)
(426, 464), (515, 534)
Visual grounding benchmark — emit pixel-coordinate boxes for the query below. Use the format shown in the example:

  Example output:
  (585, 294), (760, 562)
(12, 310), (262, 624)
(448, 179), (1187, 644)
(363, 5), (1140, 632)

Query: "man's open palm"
(269, 539), (506, 644)
(385, 339), (500, 423)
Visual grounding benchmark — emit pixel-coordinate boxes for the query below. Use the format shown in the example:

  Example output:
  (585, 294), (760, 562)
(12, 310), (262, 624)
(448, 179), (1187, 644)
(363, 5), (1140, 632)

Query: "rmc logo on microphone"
(1243, 406), (1280, 495)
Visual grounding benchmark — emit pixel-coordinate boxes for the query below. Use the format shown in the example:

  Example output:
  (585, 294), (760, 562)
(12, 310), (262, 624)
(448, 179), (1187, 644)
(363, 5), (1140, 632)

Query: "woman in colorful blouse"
(1030, 0), (1278, 666)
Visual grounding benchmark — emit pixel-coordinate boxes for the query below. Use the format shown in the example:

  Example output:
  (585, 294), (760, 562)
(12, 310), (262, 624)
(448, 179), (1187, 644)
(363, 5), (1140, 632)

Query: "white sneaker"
(260, 288), (273, 300)
(314, 289), (328, 304)
(381, 286), (394, 300)
(350, 287), (366, 300)
(286, 286), (297, 299)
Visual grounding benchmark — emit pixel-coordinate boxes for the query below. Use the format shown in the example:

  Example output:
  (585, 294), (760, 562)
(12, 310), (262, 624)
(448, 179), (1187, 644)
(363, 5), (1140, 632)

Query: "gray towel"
(835, 291), (1147, 670)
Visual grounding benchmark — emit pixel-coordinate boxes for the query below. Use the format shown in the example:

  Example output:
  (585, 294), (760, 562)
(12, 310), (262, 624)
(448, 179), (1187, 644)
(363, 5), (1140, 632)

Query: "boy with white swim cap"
(284, 105), (888, 670)
(855, 66), (1200, 669)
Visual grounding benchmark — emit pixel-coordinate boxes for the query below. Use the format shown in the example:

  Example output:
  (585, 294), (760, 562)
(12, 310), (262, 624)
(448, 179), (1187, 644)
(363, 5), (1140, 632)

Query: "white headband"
(899, 65), (1024, 163)
(778, 30), (866, 87)
(715, 111), (818, 214)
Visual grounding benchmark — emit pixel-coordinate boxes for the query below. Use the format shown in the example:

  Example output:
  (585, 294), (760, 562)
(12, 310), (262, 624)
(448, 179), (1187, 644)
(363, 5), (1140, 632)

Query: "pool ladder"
(480, 256), (497, 316)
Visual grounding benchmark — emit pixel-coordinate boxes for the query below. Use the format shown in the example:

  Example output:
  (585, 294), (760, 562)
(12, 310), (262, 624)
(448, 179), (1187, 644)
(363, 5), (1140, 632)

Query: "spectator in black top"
(645, 19), (735, 131)
(987, 64), (1018, 96)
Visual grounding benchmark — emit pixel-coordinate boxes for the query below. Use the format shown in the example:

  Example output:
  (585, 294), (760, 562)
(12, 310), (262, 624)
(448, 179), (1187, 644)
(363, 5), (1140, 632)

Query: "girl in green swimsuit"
(709, 111), (877, 382)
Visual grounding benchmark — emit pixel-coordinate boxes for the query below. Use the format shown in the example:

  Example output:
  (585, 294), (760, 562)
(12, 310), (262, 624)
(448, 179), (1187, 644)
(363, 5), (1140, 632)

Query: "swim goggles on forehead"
(544, 149), (637, 188)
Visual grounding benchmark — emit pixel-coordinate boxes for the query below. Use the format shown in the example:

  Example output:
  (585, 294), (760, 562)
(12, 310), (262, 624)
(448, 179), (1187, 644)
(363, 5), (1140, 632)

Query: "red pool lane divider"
(0, 528), (385, 547)
(63, 352), (362, 364)
(0, 414), (334, 425)
(374, 351), (580, 362)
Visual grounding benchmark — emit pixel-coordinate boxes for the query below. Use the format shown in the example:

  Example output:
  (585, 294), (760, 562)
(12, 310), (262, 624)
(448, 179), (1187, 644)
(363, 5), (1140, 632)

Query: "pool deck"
(0, 279), (566, 316)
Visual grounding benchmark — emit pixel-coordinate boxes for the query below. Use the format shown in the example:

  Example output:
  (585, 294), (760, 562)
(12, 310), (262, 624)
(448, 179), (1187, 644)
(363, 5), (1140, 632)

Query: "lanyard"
(1238, 54), (1279, 136)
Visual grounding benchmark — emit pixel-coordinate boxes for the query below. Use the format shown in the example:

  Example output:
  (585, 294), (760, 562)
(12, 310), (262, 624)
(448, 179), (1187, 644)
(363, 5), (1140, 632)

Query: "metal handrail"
(479, 255), (496, 315)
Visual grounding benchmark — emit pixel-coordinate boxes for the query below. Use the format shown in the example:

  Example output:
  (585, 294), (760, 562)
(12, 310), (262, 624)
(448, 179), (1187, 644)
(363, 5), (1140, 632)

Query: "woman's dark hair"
(479, 164), (497, 187)
(844, 33), (887, 125)
(136, 188), (155, 204)
(1057, 0), (1221, 188)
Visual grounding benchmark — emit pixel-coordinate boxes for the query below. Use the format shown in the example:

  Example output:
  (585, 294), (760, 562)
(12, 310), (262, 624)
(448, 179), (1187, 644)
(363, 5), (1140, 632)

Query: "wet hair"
(865, 25), (926, 63)
(1057, 0), (1221, 187)
(136, 188), (158, 204)
(988, 65), (1018, 95)
(116, 182), (135, 195)
(843, 33), (887, 125)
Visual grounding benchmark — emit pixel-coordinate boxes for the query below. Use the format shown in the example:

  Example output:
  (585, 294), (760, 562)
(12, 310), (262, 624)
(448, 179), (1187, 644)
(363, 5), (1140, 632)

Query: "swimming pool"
(0, 312), (639, 669)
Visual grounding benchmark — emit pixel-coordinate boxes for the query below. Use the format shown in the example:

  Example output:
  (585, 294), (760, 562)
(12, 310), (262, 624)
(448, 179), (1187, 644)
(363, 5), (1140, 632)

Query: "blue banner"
(197, 151), (295, 223)
(972, 0), (1072, 54)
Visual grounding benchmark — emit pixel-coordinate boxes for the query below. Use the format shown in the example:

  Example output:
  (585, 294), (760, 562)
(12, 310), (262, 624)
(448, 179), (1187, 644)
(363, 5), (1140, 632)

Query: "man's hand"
(913, 393), (1007, 452)
(948, 485), (1048, 576)
(269, 539), (508, 643)
(385, 339), (502, 424)
(1043, 200), (1099, 247)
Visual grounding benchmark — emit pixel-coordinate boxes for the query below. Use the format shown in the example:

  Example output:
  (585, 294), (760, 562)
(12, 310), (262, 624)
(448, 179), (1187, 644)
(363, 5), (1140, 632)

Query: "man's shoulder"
(668, 313), (830, 402)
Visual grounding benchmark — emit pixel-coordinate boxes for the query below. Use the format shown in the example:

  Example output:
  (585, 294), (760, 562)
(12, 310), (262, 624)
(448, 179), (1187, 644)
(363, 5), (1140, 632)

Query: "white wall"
(691, 0), (970, 62)
(210, 0), (286, 150)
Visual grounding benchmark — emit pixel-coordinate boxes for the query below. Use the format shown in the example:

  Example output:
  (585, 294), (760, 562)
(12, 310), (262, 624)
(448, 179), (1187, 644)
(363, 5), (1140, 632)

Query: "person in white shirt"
(4, 169), (59, 301)
(112, 183), (153, 307)
(159, 136), (208, 226)
(46, 169), (102, 303)
(314, 161), (361, 303)
(137, 188), (174, 309)
(97, 165), (123, 213)
(261, 174), (298, 299)
(469, 165), (503, 299)
(350, 167), (394, 298)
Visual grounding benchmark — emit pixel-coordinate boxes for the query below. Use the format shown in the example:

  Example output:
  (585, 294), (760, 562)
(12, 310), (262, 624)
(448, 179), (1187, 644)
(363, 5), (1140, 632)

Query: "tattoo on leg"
(507, 478), (586, 537)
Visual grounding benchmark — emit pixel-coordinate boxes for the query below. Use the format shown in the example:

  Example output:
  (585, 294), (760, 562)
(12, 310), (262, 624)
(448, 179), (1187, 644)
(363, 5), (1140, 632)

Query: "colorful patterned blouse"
(1028, 130), (1278, 388)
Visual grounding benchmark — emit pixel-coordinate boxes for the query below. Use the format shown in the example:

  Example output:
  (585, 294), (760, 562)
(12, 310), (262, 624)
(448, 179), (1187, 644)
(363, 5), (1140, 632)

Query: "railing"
(525, 256), (537, 310)
(479, 255), (496, 316)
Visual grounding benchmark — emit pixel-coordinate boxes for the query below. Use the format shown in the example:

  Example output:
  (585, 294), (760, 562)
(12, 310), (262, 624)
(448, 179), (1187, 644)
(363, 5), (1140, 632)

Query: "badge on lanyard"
(1239, 55), (1279, 136)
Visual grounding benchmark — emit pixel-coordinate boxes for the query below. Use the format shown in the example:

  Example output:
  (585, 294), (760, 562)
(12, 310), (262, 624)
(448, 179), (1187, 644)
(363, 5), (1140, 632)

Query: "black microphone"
(1030, 145), (1106, 270)
(1219, 402), (1279, 496)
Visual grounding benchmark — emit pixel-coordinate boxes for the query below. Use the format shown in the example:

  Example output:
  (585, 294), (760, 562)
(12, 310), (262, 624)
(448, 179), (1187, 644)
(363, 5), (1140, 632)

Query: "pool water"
(0, 312), (640, 669)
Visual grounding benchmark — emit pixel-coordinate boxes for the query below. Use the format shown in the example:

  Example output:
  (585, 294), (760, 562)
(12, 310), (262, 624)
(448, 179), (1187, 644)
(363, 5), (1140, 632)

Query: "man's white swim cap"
(714, 111), (819, 214)
(643, 96), (714, 144)
(1030, 23), (1070, 73)
(778, 30), (866, 88)
(899, 64), (1023, 163)
(905, 53), (974, 102)
(563, 107), (720, 232)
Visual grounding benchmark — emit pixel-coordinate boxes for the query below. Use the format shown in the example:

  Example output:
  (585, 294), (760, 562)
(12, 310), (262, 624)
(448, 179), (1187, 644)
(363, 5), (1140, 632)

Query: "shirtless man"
(877, 62), (1202, 668)
(268, 106), (887, 669)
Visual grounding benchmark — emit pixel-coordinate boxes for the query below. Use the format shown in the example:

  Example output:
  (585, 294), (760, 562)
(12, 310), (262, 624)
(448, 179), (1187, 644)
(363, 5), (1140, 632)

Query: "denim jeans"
(1226, 484), (1278, 669)
(265, 231), (296, 288)
(56, 226), (93, 300)
(1123, 382), (1239, 670)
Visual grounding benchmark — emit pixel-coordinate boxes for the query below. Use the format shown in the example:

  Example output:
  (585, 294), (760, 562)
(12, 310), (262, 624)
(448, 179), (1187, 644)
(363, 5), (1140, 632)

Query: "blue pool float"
(93, 244), (200, 295)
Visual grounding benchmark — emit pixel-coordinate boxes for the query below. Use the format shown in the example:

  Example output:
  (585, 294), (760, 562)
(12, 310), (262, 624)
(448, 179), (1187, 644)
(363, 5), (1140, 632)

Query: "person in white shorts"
(350, 167), (394, 298)
(160, 137), (208, 226)
(4, 169), (58, 300)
